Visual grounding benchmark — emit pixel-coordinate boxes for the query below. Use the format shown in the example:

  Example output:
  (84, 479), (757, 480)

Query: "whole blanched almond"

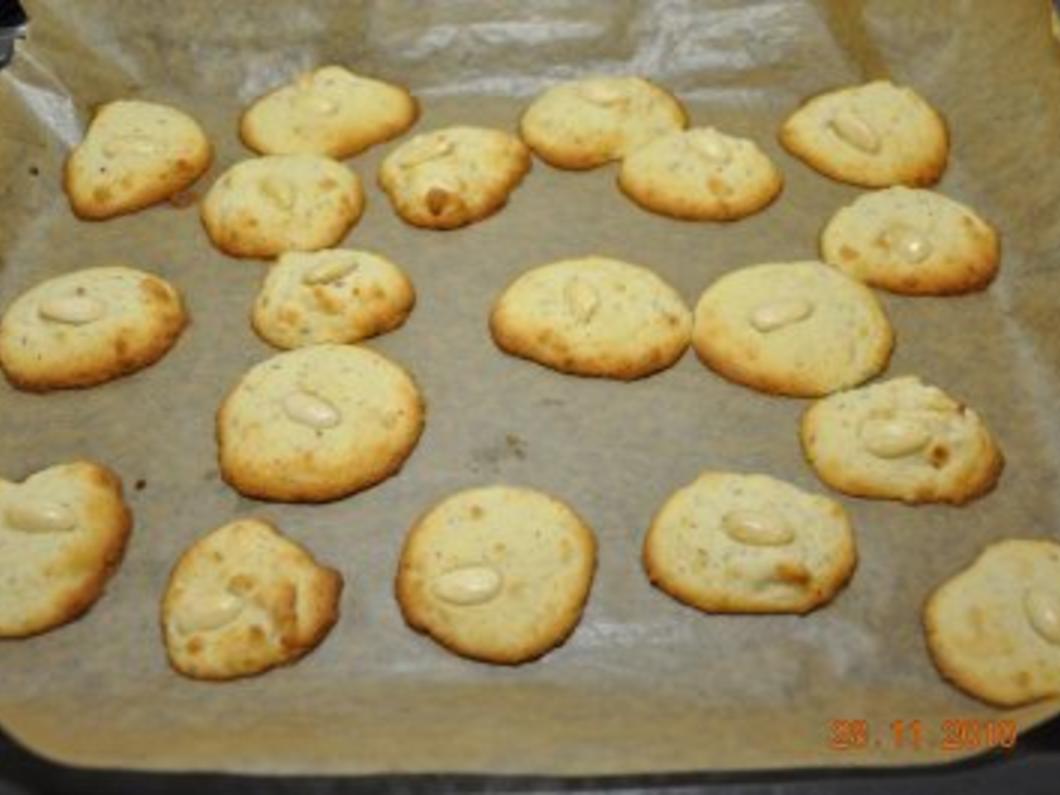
(431, 565), (503, 606)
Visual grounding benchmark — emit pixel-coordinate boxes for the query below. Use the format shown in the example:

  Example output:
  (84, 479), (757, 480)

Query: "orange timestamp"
(828, 717), (1018, 752)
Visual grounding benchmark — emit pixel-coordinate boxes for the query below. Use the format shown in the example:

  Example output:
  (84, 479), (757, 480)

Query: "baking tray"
(1, 0), (1059, 777)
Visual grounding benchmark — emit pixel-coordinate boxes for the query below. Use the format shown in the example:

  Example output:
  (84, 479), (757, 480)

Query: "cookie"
(820, 187), (1000, 295)
(251, 249), (415, 349)
(519, 76), (687, 169)
(489, 256), (692, 380)
(378, 126), (530, 229)
(161, 517), (342, 680)
(618, 127), (783, 221)
(692, 261), (893, 397)
(0, 461), (131, 638)
(240, 65), (418, 159)
(64, 100), (212, 220)
(779, 80), (948, 188)
(643, 472), (856, 614)
(0, 266), (188, 391)
(800, 376), (1003, 504)
(200, 154), (364, 259)
(395, 485), (596, 664)
(217, 344), (425, 502)
(924, 539), (1060, 707)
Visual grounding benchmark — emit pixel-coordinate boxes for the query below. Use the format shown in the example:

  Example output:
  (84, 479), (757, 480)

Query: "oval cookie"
(489, 256), (692, 380)
(252, 249), (415, 349)
(0, 461), (131, 637)
(217, 344), (425, 502)
(692, 261), (893, 397)
(162, 518), (342, 680)
(65, 100), (212, 220)
(240, 65), (418, 158)
(821, 187), (1000, 295)
(779, 80), (948, 187)
(643, 472), (856, 614)
(0, 266), (188, 391)
(618, 127), (783, 221)
(800, 375), (1003, 505)
(201, 155), (364, 258)
(378, 126), (531, 230)
(395, 485), (597, 664)
(924, 539), (1060, 706)
(520, 76), (687, 169)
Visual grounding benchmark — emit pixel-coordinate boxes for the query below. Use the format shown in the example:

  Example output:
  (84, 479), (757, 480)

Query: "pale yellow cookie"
(643, 472), (856, 614)
(489, 256), (692, 380)
(240, 65), (418, 159)
(64, 100), (212, 220)
(800, 375), (1004, 505)
(520, 76), (688, 169)
(924, 539), (1060, 707)
(251, 249), (415, 349)
(395, 485), (597, 664)
(161, 518), (342, 680)
(779, 80), (948, 187)
(0, 461), (131, 638)
(0, 266), (188, 391)
(618, 127), (783, 221)
(692, 261), (893, 397)
(821, 187), (1000, 295)
(217, 344), (425, 502)
(201, 155), (364, 259)
(378, 126), (531, 229)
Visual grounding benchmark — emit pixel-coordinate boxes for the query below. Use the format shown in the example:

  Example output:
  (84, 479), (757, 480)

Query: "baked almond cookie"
(520, 77), (687, 169)
(821, 187), (1000, 295)
(201, 155), (364, 258)
(0, 266), (187, 391)
(395, 485), (596, 664)
(924, 539), (1060, 707)
(489, 256), (692, 380)
(240, 65), (418, 159)
(161, 518), (342, 680)
(643, 472), (856, 614)
(0, 461), (131, 638)
(800, 376), (1003, 504)
(252, 249), (415, 349)
(692, 261), (893, 397)
(217, 344), (424, 502)
(378, 126), (530, 229)
(65, 100), (212, 220)
(779, 80), (948, 187)
(618, 127), (783, 221)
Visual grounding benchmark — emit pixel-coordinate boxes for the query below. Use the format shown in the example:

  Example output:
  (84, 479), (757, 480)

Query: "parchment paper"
(2, 0), (1059, 776)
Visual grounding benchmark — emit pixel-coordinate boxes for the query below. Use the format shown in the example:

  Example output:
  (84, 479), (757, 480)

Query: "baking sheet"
(2, 0), (1060, 775)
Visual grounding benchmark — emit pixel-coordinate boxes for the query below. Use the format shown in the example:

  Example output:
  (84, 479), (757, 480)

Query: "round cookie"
(252, 249), (415, 349)
(519, 76), (687, 169)
(378, 126), (531, 230)
(779, 80), (948, 188)
(800, 375), (1003, 505)
(692, 261), (893, 397)
(161, 518), (342, 680)
(0, 461), (132, 638)
(217, 344), (425, 502)
(820, 187), (1000, 295)
(240, 65), (418, 159)
(395, 485), (597, 664)
(64, 100), (212, 220)
(643, 472), (856, 614)
(489, 256), (692, 380)
(618, 127), (783, 221)
(201, 154), (364, 259)
(0, 266), (188, 391)
(924, 539), (1060, 707)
